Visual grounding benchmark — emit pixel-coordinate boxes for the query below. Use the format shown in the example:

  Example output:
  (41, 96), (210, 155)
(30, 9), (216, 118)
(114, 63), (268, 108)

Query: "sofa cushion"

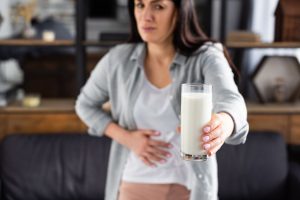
(217, 131), (288, 200)
(0, 134), (111, 200)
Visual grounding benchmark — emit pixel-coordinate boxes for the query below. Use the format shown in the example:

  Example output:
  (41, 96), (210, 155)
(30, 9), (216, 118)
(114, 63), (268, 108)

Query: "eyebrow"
(150, 0), (164, 3)
(135, 0), (165, 3)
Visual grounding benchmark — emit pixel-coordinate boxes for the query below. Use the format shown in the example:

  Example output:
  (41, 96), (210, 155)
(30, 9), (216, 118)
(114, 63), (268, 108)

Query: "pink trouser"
(118, 181), (191, 200)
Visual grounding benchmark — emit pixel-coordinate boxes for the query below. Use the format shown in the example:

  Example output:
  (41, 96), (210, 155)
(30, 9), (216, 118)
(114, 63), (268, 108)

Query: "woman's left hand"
(200, 112), (234, 157)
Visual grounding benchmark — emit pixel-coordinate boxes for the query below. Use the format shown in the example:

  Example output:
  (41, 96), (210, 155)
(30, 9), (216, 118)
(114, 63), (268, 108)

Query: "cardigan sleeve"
(201, 44), (249, 145)
(75, 52), (113, 137)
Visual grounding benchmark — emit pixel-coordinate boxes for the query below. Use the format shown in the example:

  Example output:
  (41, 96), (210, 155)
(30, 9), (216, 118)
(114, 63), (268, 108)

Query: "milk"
(181, 92), (212, 156)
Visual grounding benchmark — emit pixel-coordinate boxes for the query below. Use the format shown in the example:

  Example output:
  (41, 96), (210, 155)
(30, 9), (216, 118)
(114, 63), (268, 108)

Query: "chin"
(140, 36), (159, 43)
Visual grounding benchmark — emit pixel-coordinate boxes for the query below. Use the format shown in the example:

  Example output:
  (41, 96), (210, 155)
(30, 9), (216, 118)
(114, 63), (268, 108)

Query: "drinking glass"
(181, 83), (212, 161)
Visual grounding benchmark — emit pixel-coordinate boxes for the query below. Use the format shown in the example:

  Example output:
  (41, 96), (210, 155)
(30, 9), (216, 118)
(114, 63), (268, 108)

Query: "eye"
(135, 2), (144, 9)
(153, 3), (164, 10)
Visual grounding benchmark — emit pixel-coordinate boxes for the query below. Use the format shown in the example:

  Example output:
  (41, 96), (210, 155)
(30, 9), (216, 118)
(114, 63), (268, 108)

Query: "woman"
(75, 0), (249, 199)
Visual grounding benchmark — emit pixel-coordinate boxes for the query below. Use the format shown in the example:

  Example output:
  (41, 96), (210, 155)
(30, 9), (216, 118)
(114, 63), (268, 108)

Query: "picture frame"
(251, 56), (300, 103)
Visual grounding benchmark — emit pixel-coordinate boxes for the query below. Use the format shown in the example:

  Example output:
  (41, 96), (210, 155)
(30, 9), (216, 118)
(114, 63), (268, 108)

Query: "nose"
(142, 6), (154, 22)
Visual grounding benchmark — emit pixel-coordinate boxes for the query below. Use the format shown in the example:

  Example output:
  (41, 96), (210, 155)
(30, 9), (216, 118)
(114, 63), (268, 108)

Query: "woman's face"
(134, 0), (178, 45)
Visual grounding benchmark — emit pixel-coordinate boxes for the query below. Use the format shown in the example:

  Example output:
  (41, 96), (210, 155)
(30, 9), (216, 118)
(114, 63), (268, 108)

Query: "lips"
(142, 27), (156, 32)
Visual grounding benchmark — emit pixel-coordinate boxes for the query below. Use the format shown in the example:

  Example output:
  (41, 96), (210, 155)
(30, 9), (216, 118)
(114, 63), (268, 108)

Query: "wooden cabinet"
(5, 113), (85, 135)
(0, 114), (6, 135)
(1, 100), (300, 145)
(0, 99), (87, 140)
(290, 116), (300, 145)
(248, 103), (300, 145)
(248, 114), (289, 141)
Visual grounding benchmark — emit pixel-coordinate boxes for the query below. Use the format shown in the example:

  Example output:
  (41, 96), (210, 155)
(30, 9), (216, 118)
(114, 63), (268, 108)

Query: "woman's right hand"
(126, 130), (172, 167)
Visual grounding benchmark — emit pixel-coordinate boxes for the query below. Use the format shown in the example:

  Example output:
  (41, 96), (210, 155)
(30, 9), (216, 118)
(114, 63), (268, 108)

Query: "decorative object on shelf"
(22, 93), (41, 107)
(226, 31), (261, 43)
(251, 56), (300, 103)
(0, 88), (23, 107)
(275, 0), (300, 41)
(273, 77), (287, 103)
(0, 59), (24, 93)
(35, 0), (75, 36)
(10, 0), (37, 38)
(0, 59), (24, 107)
(42, 30), (55, 41)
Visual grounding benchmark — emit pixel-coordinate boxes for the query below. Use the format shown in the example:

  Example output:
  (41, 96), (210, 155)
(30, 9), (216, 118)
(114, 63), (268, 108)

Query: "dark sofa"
(217, 131), (300, 200)
(0, 131), (299, 200)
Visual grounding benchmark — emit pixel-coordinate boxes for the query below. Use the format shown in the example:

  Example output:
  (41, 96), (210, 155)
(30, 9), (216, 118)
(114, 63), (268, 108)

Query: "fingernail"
(203, 136), (210, 142)
(168, 144), (173, 148)
(203, 126), (210, 133)
(160, 160), (166, 164)
(155, 131), (160, 135)
(167, 153), (172, 158)
(204, 144), (211, 150)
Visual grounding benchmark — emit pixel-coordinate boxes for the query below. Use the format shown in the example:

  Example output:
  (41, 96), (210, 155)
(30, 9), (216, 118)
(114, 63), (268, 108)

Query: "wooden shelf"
(226, 41), (300, 49)
(1, 99), (300, 144)
(3, 40), (294, 49)
(247, 102), (300, 145)
(83, 40), (124, 47)
(0, 98), (87, 137)
(0, 98), (111, 113)
(2, 99), (300, 114)
(0, 39), (75, 47)
(247, 102), (300, 114)
(0, 99), (76, 113)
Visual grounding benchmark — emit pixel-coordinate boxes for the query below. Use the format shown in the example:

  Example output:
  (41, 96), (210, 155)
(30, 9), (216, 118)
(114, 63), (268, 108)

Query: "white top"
(122, 72), (191, 189)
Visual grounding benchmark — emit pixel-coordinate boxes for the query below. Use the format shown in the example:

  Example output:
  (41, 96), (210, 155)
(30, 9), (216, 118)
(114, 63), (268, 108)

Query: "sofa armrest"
(288, 161), (300, 200)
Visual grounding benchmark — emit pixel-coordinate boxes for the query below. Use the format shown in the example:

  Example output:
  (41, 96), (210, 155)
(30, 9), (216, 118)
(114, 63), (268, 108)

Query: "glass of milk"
(181, 83), (212, 161)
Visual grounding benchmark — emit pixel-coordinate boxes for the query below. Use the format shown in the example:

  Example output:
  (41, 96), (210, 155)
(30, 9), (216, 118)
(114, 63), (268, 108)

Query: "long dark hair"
(127, 0), (237, 73)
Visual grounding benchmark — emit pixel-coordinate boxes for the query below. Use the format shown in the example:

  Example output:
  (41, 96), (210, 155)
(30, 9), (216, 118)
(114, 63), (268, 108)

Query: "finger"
(140, 156), (156, 167)
(201, 126), (222, 143)
(147, 146), (172, 158)
(141, 130), (160, 137)
(202, 114), (222, 134)
(143, 151), (166, 163)
(149, 139), (172, 149)
(206, 142), (223, 157)
(203, 136), (223, 153)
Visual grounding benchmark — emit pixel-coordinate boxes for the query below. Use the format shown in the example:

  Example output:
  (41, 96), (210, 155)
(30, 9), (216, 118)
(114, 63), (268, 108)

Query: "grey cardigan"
(75, 42), (249, 200)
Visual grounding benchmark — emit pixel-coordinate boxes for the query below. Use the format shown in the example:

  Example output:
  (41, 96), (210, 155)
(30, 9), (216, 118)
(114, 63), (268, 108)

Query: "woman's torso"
(101, 42), (246, 200)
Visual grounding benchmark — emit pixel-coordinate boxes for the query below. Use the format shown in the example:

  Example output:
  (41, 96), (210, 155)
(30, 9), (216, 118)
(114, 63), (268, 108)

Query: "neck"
(146, 42), (176, 63)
